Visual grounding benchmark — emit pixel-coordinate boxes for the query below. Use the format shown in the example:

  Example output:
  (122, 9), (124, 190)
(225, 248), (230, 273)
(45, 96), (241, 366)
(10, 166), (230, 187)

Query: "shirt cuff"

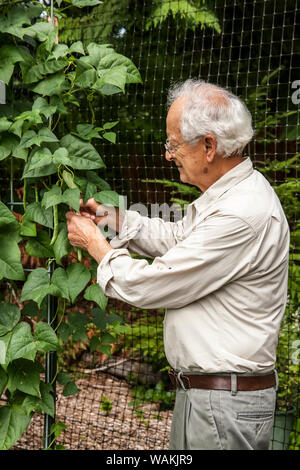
(110, 210), (142, 249)
(97, 247), (130, 293)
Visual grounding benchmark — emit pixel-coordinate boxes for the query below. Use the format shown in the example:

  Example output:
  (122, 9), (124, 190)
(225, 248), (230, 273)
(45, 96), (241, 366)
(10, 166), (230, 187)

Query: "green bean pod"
(50, 204), (59, 246)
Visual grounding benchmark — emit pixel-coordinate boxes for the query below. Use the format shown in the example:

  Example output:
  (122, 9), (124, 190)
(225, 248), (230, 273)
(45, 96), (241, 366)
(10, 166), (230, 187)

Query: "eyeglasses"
(164, 138), (185, 157)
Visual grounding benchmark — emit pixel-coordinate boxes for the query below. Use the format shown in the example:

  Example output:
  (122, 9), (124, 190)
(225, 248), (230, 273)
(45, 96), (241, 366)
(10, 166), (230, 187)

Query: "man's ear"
(204, 135), (217, 162)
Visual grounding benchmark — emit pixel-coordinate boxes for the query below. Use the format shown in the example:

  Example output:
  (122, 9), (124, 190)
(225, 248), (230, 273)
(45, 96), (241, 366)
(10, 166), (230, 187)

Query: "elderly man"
(66, 80), (290, 450)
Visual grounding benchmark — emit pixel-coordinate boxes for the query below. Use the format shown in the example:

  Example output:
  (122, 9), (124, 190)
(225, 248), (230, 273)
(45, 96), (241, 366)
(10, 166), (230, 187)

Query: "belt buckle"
(177, 371), (190, 391)
(168, 369), (191, 390)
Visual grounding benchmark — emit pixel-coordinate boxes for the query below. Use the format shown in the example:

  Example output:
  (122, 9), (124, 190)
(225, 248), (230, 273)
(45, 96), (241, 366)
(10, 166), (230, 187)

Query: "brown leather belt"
(168, 369), (276, 392)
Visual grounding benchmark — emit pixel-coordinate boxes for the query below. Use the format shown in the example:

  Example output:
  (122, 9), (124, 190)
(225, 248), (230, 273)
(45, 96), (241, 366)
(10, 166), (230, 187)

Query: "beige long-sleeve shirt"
(97, 157), (290, 373)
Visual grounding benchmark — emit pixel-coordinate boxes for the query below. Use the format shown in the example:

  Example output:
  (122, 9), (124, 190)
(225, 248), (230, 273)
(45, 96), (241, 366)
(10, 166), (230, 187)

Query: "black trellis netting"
(1, 0), (299, 450)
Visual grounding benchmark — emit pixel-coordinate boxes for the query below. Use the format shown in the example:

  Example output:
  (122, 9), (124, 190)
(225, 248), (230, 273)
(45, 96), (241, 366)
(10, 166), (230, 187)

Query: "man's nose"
(165, 149), (174, 162)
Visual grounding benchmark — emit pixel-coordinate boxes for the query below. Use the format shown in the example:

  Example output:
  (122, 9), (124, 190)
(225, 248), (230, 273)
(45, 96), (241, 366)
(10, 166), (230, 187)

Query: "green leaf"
(0, 5), (35, 39)
(19, 130), (38, 149)
(66, 263), (91, 304)
(50, 420), (67, 438)
(21, 301), (39, 319)
(84, 283), (108, 311)
(73, 123), (102, 141)
(0, 117), (12, 133)
(15, 109), (43, 126)
(26, 21), (55, 42)
(85, 43), (115, 68)
(11, 144), (28, 161)
(49, 44), (69, 60)
(73, 326), (88, 341)
(39, 382), (55, 418)
(7, 359), (41, 397)
(93, 66), (127, 94)
(22, 148), (57, 179)
(57, 322), (72, 343)
(0, 45), (29, 66)
(20, 268), (61, 308)
(51, 263), (91, 304)
(98, 344), (111, 355)
(91, 307), (106, 329)
(25, 231), (54, 258)
(53, 147), (72, 166)
(0, 201), (18, 228)
(41, 185), (63, 210)
(60, 134), (105, 170)
(0, 134), (19, 161)
(98, 53), (142, 84)
(53, 223), (71, 265)
(51, 268), (69, 301)
(94, 190), (120, 207)
(146, 0), (221, 33)
(24, 202), (53, 229)
(62, 188), (80, 212)
(5, 323), (36, 364)
(0, 302), (20, 336)
(0, 62), (14, 85)
(31, 72), (69, 97)
(21, 58), (66, 84)
(69, 41), (85, 55)
(102, 132), (116, 143)
(32, 97), (56, 120)
(19, 218), (37, 237)
(0, 45), (31, 84)
(24, 147), (53, 171)
(0, 336), (9, 364)
(62, 381), (79, 397)
(34, 323), (60, 352)
(37, 127), (59, 144)
(74, 60), (97, 88)
(83, 181), (97, 203)
(57, 372), (72, 386)
(69, 0), (102, 6)
(103, 121), (119, 130)
(0, 405), (31, 450)
(0, 231), (25, 281)
(68, 311), (89, 331)
(0, 368), (7, 396)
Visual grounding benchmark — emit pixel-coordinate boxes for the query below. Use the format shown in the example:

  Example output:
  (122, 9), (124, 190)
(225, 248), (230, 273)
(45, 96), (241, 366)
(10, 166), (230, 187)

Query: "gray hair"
(167, 79), (254, 158)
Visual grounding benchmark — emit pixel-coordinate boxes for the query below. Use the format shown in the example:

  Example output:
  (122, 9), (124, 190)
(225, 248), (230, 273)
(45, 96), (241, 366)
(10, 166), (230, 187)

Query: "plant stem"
(34, 182), (39, 203)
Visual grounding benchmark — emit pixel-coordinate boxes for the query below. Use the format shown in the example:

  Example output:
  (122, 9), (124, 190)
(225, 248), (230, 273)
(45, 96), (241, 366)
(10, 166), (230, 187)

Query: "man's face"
(165, 98), (210, 188)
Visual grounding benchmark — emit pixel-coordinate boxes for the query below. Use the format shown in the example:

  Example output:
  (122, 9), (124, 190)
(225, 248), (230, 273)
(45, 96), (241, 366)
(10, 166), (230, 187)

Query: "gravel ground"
(13, 371), (173, 450)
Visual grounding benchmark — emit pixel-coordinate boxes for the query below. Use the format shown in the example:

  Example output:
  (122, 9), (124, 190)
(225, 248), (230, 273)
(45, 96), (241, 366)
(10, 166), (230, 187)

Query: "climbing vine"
(0, 0), (142, 449)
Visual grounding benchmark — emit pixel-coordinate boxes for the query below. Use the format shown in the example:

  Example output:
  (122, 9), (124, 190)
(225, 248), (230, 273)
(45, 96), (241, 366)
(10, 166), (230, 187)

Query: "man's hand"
(66, 211), (112, 263)
(80, 198), (124, 233)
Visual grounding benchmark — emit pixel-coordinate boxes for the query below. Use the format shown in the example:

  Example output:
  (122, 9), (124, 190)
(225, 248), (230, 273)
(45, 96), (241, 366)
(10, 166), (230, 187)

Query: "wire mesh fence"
(0, 0), (299, 451)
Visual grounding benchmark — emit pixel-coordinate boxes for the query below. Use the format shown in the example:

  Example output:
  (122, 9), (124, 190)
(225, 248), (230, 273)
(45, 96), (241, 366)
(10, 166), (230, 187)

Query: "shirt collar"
(191, 157), (254, 212)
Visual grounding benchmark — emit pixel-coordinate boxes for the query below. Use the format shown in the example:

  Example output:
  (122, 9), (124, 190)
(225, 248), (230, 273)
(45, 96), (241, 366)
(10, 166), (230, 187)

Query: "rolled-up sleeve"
(97, 213), (256, 310)
(109, 210), (186, 258)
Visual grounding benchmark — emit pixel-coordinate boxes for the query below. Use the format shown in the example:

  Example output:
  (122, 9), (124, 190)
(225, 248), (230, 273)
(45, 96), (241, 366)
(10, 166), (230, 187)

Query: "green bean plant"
(0, 0), (142, 450)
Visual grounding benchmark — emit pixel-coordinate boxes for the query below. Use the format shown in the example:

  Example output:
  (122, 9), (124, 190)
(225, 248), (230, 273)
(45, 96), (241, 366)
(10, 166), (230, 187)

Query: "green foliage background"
(0, 0), (299, 450)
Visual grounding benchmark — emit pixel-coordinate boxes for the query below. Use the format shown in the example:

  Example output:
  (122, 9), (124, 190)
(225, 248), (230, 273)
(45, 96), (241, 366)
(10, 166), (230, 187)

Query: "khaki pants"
(169, 386), (276, 450)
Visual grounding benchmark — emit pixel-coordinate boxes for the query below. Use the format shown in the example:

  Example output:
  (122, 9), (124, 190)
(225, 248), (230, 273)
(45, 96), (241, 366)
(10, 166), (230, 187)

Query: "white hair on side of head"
(167, 79), (254, 158)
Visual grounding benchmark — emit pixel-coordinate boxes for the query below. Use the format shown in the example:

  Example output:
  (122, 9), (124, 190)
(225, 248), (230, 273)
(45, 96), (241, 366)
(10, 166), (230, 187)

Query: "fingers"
(80, 210), (94, 220)
(80, 211), (108, 227)
(66, 211), (74, 222)
(81, 197), (99, 213)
